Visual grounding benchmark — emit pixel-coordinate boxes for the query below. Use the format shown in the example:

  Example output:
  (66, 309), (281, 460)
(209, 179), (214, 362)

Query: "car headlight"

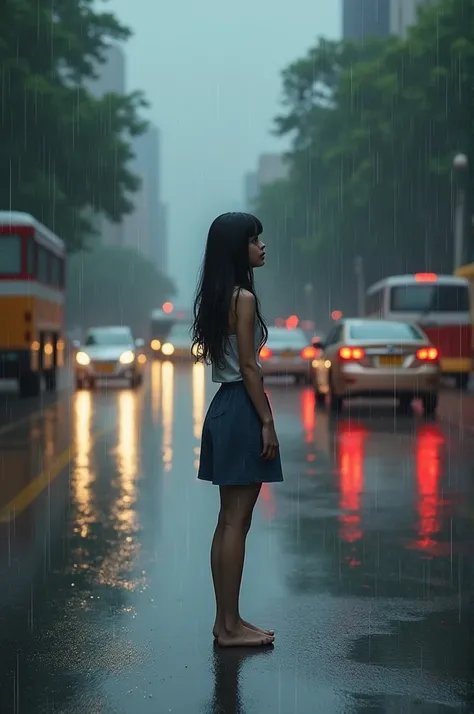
(76, 351), (91, 366)
(161, 342), (175, 356)
(119, 350), (135, 364)
(151, 339), (161, 351)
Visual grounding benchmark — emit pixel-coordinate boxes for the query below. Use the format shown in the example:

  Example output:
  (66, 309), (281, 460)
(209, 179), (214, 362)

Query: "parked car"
(259, 327), (317, 384)
(74, 326), (146, 390)
(312, 318), (441, 415)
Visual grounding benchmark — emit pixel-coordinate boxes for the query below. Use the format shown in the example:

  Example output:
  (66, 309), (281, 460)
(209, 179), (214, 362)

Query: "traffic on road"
(0, 353), (472, 713)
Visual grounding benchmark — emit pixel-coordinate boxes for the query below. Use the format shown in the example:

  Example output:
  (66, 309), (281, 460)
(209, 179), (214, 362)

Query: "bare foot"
(213, 618), (274, 639)
(217, 622), (274, 648)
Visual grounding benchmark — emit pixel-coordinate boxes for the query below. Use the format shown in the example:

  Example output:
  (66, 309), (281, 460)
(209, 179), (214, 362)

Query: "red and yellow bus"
(0, 212), (65, 397)
(366, 273), (472, 389)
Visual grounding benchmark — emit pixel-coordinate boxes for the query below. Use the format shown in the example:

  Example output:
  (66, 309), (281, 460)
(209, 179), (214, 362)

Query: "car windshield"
(349, 322), (423, 341)
(85, 330), (132, 346)
(266, 328), (308, 347)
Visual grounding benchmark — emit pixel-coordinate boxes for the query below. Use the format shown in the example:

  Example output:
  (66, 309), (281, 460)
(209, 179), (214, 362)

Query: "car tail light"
(301, 346), (317, 359)
(338, 346), (365, 361)
(260, 346), (273, 359)
(416, 347), (439, 361)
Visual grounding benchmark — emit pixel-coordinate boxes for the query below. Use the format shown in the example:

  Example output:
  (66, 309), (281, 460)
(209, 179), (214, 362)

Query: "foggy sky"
(109, 0), (339, 303)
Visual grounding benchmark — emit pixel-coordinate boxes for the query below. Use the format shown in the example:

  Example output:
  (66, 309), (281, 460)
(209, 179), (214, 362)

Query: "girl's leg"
(211, 495), (274, 638)
(214, 484), (274, 647)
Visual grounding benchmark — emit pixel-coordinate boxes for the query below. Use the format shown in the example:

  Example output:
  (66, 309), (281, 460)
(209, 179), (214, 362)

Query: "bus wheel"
(19, 371), (41, 398)
(44, 369), (57, 392)
(455, 373), (469, 390)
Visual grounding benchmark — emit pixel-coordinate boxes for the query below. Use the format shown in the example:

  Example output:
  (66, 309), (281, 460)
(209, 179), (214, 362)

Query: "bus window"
(38, 246), (49, 284)
(0, 235), (21, 274)
(27, 239), (36, 276)
(59, 257), (65, 287)
(51, 255), (61, 287)
(390, 285), (470, 313)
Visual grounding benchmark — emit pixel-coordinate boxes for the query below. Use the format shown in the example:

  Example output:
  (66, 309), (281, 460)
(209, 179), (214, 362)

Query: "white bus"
(365, 273), (472, 389)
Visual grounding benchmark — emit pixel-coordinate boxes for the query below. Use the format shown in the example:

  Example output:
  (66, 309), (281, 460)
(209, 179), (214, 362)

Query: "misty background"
(108, 0), (339, 303)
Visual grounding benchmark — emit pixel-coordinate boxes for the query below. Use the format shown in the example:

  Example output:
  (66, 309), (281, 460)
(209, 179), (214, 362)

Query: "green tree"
(0, 0), (147, 251)
(260, 0), (474, 323)
(65, 246), (176, 335)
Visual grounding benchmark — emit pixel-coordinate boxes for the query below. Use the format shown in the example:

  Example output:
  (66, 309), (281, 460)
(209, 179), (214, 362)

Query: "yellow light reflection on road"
(151, 360), (162, 423)
(73, 390), (96, 538)
(192, 363), (205, 439)
(192, 362), (205, 469)
(162, 361), (174, 472)
(99, 389), (143, 592)
(117, 390), (138, 484)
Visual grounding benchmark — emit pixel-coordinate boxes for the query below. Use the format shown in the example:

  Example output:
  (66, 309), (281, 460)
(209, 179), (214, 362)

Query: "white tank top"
(212, 321), (263, 384)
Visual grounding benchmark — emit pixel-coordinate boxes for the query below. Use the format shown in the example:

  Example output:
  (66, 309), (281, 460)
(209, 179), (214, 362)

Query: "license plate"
(280, 351), (296, 359)
(379, 355), (403, 367)
(93, 362), (115, 374)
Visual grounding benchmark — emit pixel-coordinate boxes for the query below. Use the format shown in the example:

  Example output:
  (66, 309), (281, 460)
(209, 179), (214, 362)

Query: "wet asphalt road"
(0, 362), (473, 714)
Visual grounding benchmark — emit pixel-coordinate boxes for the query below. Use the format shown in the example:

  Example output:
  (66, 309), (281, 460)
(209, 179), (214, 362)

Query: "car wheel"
(422, 393), (438, 418)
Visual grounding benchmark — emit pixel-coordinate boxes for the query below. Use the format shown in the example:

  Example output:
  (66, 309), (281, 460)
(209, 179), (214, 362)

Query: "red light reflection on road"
(300, 388), (315, 444)
(259, 483), (276, 519)
(410, 423), (445, 554)
(337, 421), (367, 544)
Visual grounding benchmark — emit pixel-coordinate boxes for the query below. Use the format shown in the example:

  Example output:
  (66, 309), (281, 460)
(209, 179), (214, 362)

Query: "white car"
(160, 323), (195, 360)
(259, 327), (317, 384)
(74, 326), (146, 390)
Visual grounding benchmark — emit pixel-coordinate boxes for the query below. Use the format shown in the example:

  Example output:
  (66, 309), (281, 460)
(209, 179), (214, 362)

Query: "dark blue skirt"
(198, 381), (284, 486)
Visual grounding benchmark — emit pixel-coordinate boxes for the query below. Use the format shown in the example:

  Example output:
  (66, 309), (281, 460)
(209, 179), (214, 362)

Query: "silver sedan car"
(259, 326), (317, 384)
(74, 326), (146, 390)
(312, 319), (441, 415)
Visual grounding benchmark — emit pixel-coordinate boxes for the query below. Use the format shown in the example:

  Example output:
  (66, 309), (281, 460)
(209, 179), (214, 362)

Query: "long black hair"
(192, 212), (268, 367)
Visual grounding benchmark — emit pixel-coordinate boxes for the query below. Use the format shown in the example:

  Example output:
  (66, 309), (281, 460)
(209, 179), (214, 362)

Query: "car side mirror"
(135, 338), (145, 348)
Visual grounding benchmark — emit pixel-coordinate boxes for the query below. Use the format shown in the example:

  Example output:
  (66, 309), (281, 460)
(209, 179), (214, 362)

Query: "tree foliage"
(256, 0), (474, 326)
(0, 0), (147, 251)
(65, 246), (176, 335)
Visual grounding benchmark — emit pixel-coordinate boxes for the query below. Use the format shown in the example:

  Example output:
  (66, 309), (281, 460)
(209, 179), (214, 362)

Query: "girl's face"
(248, 235), (265, 268)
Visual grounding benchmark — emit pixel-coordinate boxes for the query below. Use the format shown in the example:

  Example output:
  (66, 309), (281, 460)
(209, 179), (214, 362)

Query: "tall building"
(243, 154), (288, 209)
(122, 124), (168, 271)
(343, 0), (390, 40)
(342, 0), (427, 40)
(85, 45), (126, 248)
(157, 202), (168, 273)
(244, 172), (258, 210)
(390, 0), (427, 36)
(257, 154), (288, 186)
(88, 45), (126, 95)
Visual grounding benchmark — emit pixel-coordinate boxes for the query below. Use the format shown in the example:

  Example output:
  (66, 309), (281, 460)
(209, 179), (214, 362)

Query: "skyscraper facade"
(342, 0), (427, 40)
(84, 44), (126, 248)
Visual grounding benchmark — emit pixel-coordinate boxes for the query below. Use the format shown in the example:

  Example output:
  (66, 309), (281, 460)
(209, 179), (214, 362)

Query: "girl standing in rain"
(192, 212), (283, 648)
